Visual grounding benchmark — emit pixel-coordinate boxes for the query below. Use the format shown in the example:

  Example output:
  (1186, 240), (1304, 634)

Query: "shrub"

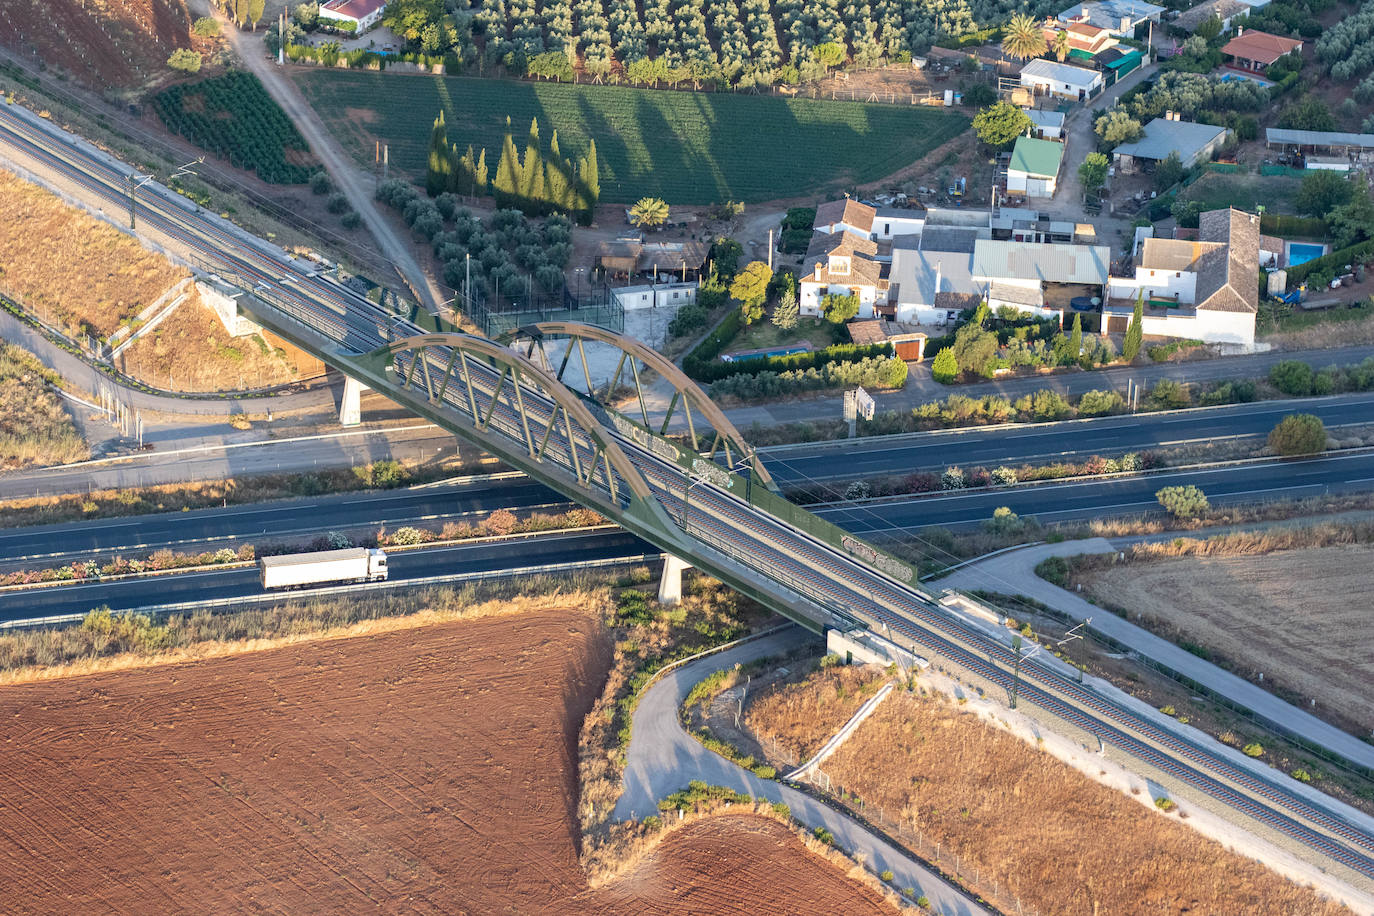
(880, 869), (895, 882)
(1269, 359), (1314, 396)
(916, 896), (930, 908)
(1291, 768), (1312, 783)
(1035, 555), (1069, 586)
(1146, 379), (1190, 410)
(192, 17), (219, 36)
(167, 49), (203, 73)
(1159, 704), (1176, 716)
(389, 526), (425, 545)
(341, 211), (361, 229)
(813, 826), (834, 844)
(1154, 796), (1177, 812)
(931, 347), (958, 383)
(1156, 485), (1209, 519)
(310, 171), (332, 194)
(1077, 388), (1123, 417)
(326, 192), (350, 214)
(1243, 742), (1264, 757)
(1268, 413), (1326, 456)
(992, 465), (1018, 486)
(941, 466), (966, 490)
(984, 506), (1028, 535)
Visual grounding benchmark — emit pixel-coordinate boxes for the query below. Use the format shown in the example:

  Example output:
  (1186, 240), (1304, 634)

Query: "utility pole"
(1010, 634), (1023, 709)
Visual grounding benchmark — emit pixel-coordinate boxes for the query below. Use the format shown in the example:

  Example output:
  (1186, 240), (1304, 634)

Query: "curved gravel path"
(613, 625), (991, 916)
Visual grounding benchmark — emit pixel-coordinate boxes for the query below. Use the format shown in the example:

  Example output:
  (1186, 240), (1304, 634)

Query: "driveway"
(614, 625), (991, 916)
(206, 5), (445, 311)
(935, 540), (1374, 772)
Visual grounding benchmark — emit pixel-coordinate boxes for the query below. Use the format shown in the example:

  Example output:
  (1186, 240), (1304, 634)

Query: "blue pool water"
(721, 345), (809, 363)
(1287, 243), (1327, 267)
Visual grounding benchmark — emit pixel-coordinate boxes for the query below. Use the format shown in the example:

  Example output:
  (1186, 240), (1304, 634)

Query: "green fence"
(1259, 164), (1308, 178)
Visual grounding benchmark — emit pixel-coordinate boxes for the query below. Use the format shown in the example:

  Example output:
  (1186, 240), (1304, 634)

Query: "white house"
(798, 231), (888, 319)
(319, 0), (388, 31)
(1007, 136), (1065, 199)
(1059, 0), (1165, 35)
(873, 207), (926, 241)
(1019, 58), (1104, 100)
(1103, 208), (1260, 346)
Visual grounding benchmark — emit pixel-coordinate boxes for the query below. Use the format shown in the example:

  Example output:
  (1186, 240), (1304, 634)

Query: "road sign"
(854, 386), (875, 421)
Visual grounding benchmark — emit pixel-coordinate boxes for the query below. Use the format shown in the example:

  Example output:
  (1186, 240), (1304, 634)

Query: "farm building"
(1019, 59), (1104, 100)
(318, 0), (388, 31)
(1007, 136), (1065, 198)
(1058, 0), (1165, 35)
(814, 197), (876, 236)
(973, 239), (1111, 320)
(1174, 0), (1249, 33)
(1112, 116), (1231, 170)
(1220, 29), (1302, 72)
(595, 239), (709, 280)
(1103, 208), (1260, 346)
(1265, 128), (1374, 160)
(873, 207), (926, 240)
(1026, 109), (1066, 139)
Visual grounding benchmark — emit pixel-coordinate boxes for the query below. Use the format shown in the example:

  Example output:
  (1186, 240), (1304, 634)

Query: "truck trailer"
(258, 548), (389, 590)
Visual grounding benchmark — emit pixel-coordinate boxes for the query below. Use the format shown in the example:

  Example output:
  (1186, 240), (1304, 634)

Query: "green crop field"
(293, 71), (968, 204)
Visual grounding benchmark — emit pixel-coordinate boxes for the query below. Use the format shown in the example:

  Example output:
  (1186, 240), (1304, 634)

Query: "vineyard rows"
(294, 70), (968, 203)
(153, 72), (314, 184)
(475, 0), (1036, 85)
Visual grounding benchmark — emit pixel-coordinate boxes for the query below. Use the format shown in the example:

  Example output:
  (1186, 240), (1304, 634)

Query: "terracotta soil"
(0, 0), (195, 90)
(0, 609), (890, 913)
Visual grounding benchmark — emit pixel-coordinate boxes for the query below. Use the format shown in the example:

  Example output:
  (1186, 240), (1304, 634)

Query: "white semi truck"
(258, 548), (389, 590)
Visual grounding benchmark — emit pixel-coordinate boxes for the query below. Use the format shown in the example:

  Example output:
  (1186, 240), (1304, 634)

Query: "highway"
(6, 447), (1372, 571)
(3, 99), (1373, 888)
(0, 530), (649, 619)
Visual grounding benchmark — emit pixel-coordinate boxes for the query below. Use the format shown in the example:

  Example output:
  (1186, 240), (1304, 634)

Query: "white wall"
(612, 282), (698, 311)
(1110, 268), (1197, 303)
(874, 216), (924, 240)
(1136, 308), (1255, 346)
(800, 280), (879, 318)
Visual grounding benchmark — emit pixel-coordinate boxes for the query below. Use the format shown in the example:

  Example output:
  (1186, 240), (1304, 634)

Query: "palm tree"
(629, 197), (670, 229)
(1053, 28), (1071, 62)
(1002, 13), (1047, 61)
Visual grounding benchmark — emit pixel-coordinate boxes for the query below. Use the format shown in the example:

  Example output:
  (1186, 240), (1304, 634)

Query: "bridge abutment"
(657, 554), (693, 605)
(339, 375), (369, 427)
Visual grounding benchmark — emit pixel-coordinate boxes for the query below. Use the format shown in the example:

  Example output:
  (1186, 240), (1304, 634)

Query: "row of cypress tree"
(426, 112), (600, 225)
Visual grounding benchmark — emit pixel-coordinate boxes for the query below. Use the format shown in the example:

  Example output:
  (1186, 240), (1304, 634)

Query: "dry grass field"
(0, 342), (87, 469)
(1078, 545), (1374, 736)
(745, 662), (891, 761)
(0, 604), (892, 913)
(749, 675), (1349, 916)
(0, 168), (188, 339)
(117, 289), (298, 390)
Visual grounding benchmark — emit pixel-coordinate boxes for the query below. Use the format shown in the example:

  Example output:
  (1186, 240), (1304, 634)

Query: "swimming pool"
(720, 345), (809, 363)
(1287, 242), (1327, 268)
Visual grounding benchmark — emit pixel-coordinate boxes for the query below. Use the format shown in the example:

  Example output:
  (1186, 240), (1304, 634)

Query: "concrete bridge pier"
(657, 555), (693, 605)
(339, 375), (369, 427)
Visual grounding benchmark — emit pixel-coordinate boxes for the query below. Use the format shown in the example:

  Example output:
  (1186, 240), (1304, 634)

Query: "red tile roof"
(814, 198), (876, 234)
(1220, 30), (1302, 64)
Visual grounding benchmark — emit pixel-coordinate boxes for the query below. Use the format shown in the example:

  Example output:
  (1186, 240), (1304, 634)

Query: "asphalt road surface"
(0, 530), (649, 622)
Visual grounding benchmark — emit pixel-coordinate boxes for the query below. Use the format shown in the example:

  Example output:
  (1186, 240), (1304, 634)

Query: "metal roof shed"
(1265, 128), (1374, 153)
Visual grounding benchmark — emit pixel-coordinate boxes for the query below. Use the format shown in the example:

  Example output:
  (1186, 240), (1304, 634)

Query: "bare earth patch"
(0, 607), (889, 912)
(1078, 545), (1374, 735)
(746, 662), (891, 760)
(751, 680), (1349, 916)
(117, 289), (299, 390)
(0, 168), (188, 339)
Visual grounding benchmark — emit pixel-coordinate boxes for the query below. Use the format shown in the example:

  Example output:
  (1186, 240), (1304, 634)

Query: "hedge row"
(683, 310), (892, 383)
(1261, 212), (1326, 239)
(1286, 238), (1374, 284)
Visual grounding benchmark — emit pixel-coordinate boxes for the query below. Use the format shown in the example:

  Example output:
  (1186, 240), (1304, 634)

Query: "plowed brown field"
(0, 0), (194, 89)
(0, 609), (892, 914)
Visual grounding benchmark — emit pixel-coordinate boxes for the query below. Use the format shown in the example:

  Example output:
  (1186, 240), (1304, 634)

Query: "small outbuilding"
(1019, 58), (1104, 100)
(319, 0), (388, 31)
(1058, 0), (1165, 35)
(1025, 108), (1067, 139)
(1007, 136), (1065, 198)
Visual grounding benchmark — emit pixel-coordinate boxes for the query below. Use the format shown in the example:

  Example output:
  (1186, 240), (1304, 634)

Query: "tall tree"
(577, 138), (600, 223)
(473, 148), (489, 194)
(492, 132), (520, 207)
(1002, 12), (1046, 61)
(518, 119), (545, 207)
(425, 111), (451, 197)
(1068, 312), (1083, 366)
(247, 0), (266, 28)
(1052, 29), (1070, 62)
(1123, 291), (1144, 361)
(452, 143), (475, 195)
